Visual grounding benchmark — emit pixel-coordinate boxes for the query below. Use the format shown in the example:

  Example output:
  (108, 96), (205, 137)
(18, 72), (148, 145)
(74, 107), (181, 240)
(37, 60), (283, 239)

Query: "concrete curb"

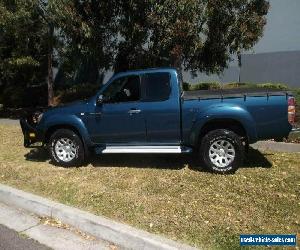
(251, 141), (300, 153)
(0, 119), (19, 125)
(0, 184), (197, 250)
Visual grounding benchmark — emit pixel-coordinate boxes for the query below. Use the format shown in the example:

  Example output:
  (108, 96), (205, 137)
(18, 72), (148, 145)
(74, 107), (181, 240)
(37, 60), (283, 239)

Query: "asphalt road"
(0, 224), (50, 250)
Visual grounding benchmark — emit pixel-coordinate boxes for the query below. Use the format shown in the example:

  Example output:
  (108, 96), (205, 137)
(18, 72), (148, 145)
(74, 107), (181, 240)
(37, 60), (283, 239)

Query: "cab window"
(102, 75), (141, 103)
(142, 72), (171, 102)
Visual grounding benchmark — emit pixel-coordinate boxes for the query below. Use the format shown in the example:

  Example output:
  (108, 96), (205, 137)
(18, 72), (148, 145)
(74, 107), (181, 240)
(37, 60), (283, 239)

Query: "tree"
(50, 0), (269, 77)
(113, 1), (151, 72)
(0, 0), (48, 88)
(0, 0), (59, 107)
(49, 0), (119, 85)
(115, 0), (269, 74)
(0, 0), (269, 108)
(37, 0), (56, 106)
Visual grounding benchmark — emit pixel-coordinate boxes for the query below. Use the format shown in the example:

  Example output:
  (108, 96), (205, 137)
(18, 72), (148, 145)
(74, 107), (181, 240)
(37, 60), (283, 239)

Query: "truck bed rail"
(183, 88), (292, 100)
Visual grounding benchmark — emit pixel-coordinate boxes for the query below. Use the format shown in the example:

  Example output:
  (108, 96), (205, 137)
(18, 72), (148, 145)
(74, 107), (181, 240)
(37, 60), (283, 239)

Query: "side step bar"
(95, 146), (192, 154)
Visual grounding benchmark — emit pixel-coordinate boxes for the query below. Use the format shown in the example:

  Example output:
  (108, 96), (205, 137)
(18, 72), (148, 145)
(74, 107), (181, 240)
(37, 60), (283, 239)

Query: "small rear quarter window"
(142, 72), (171, 102)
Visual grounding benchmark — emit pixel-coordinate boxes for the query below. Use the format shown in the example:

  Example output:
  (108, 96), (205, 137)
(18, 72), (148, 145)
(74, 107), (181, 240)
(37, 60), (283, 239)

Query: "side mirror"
(96, 95), (104, 105)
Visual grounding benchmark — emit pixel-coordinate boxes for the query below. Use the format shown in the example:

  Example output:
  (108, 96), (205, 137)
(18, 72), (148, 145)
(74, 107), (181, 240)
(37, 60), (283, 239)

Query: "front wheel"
(199, 129), (244, 174)
(49, 129), (85, 167)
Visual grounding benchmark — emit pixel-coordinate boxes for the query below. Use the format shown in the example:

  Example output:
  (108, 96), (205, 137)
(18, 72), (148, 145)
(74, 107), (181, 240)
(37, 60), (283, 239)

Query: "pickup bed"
(20, 68), (295, 174)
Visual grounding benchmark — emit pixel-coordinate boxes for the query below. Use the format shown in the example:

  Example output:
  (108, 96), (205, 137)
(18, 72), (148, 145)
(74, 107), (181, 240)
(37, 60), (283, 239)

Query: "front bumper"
(20, 119), (43, 147)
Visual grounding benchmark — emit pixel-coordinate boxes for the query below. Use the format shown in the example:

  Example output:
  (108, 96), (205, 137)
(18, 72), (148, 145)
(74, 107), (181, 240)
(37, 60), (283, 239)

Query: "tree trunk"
(47, 24), (54, 106)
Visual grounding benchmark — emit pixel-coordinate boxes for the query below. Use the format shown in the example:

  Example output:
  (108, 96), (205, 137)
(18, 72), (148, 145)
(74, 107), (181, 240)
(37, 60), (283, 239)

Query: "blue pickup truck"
(20, 68), (296, 174)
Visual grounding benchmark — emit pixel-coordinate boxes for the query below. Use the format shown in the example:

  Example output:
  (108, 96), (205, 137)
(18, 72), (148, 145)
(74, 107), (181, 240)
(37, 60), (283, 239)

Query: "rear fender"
(189, 104), (257, 146)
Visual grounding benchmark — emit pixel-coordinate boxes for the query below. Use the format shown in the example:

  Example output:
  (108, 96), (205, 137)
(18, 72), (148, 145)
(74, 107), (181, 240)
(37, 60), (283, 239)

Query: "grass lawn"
(0, 124), (299, 249)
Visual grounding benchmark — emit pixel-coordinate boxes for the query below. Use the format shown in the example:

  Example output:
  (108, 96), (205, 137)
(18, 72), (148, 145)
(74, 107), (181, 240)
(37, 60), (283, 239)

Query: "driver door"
(88, 74), (146, 144)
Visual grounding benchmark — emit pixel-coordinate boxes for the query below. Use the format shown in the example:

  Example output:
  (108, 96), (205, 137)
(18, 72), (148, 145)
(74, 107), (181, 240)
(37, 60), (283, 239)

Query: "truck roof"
(112, 67), (178, 79)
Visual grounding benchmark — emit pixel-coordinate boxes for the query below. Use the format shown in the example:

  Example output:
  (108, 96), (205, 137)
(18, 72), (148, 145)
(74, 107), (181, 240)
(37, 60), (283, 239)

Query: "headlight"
(33, 112), (43, 124)
(37, 113), (43, 123)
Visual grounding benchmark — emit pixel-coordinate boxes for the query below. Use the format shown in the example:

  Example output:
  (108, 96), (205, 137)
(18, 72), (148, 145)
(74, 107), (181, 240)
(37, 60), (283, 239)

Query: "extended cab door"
(140, 72), (181, 144)
(88, 74), (146, 144)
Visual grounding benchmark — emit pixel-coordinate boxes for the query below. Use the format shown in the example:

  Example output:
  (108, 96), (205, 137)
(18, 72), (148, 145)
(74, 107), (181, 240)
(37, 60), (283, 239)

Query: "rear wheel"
(49, 129), (85, 167)
(199, 129), (244, 174)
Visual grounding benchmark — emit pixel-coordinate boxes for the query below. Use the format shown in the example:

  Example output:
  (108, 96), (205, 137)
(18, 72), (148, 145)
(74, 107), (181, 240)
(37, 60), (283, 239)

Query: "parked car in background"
(20, 68), (295, 174)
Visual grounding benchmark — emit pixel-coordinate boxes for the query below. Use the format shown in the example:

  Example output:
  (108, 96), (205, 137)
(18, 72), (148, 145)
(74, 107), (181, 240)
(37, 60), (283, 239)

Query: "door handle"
(128, 109), (141, 115)
(89, 112), (102, 116)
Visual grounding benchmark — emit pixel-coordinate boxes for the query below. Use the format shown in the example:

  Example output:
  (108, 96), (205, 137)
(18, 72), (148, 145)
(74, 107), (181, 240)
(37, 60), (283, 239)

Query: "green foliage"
(182, 82), (190, 91)
(1, 85), (25, 107)
(113, 0), (270, 73)
(256, 83), (288, 90)
(184, 82), (289, 91)
(224, 82), (288, 90)
(0, 0), (270, 107)
(48, 0), (269, 74)
(49, 0), (118, 84)
(1, 85), (47, 108)
(224, 82), (249, 89)
(190, 82), (221, 91)
(0, 0), (48, 86)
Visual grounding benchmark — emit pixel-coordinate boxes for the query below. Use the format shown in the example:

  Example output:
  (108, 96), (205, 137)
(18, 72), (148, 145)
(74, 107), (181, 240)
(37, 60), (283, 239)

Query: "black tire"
(199, 129), (244, 174)
(49, 129), (85, 167)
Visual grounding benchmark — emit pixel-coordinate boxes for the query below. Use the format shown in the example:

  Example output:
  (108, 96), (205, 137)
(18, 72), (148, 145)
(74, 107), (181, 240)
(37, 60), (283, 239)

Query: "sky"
(250, 0), (300, 54)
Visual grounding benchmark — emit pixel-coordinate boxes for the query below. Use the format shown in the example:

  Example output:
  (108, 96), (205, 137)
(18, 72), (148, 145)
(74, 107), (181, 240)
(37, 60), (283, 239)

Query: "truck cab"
(89, 69), (182, 146)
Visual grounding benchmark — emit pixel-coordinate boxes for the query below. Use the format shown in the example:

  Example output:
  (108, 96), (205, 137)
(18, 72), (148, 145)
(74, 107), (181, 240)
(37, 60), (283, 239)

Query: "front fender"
(40, 114), (92, 147)
(189, 103), (258, 145)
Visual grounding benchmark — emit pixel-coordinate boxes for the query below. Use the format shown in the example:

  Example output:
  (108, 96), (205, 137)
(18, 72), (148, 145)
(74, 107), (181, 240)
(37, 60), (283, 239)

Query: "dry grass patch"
(0, 124), (299, 249)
